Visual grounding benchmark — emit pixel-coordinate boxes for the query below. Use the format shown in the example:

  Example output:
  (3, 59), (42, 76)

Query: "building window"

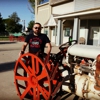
(44, 28), (48, 35)
(44, 30), (48, 35)
(40, 0), (49, 4)
(90, 27), (100, 40)
(53, 29), (55, 36)
(53, 29), (57, 36)
(64, 28), (70, 37)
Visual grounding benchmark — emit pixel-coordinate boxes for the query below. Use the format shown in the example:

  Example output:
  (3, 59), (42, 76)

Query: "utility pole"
(0, 13), (1, 18)
(20, 19), (25, 32)
(23, 20), (25, 32)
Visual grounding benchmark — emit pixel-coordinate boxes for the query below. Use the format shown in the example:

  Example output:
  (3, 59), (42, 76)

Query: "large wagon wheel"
(14, 53), (51, 100)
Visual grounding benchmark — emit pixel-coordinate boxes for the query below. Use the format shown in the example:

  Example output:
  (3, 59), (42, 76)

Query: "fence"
(9, 36), (25, 42)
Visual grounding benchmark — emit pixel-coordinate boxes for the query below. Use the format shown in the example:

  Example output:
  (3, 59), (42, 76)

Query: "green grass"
(0, 36), (9, 41)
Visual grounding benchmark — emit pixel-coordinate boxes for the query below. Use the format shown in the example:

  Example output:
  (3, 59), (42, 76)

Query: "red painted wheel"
(14, 53), (51, 100)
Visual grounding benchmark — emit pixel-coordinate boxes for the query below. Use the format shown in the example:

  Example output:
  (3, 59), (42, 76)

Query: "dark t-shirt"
(25, 33), (50, 54)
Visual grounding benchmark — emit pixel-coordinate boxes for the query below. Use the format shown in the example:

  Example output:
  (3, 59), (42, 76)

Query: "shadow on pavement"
(0, 48), (21, 51)
(0, 61), (16, 72)
(0, 41), (16, 44)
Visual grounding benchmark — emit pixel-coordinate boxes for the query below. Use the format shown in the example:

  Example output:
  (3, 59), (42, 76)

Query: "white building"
(35, 0), (100, 46)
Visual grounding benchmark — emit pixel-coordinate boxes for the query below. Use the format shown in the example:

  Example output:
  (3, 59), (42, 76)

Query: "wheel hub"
(30, 76), (38, 86)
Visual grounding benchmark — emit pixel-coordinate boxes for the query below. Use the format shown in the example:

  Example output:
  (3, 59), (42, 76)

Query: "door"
(89, 27), (100, 45)
(51, 28), (56, 44)
(79, 27), (88, 44)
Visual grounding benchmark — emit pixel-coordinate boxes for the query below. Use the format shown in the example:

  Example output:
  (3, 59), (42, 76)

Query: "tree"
(28, 0), (45, 14)
(27, 20), (34, 31)
(8, 12), (20, 23)
(28, 0), (35, 14)
(4, 12), (22, 33)
(0, 13), (5, 34)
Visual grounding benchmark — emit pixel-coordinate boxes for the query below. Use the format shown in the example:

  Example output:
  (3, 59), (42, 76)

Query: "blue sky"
(0, 0), (34, 27)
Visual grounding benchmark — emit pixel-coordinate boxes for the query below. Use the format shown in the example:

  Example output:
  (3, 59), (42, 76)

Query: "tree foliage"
(27, 20), (34, 30)
(28, 0), (35, 14)
(0, 13), (5, 33)
(28, 0), (45, 14)
(4, 12), (22, 33)
(27, 20), (35, 32)
(8, 12), (20, 23)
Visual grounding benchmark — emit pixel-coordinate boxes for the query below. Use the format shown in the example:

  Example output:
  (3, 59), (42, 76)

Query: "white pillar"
(48, 26), (51, 40)
(56, 19), (62, 46)
(61, 23), (63, 44)
(85, 29), (88, 45)
(98, 32), (100, 46)
(55, 25), (57, 44)
(78, 19), (80, 41)
(72, 18), (79, 41)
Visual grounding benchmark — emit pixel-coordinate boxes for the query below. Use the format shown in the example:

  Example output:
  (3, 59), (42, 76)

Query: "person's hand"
(19, 51), (24, 57)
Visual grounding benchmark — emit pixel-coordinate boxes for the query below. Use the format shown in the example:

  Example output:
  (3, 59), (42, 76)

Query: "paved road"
(0, 41), (81, 100)
(0, 41), (22, 100)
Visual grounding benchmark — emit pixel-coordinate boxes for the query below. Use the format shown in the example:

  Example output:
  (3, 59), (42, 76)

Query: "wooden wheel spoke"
(33, 87), (40, 100)
(36, 59), (39, 74)
(28, 66), (33, 73)
(38, 85), (49, 99)
(19, 60), (31, 75)
(37, 69), (47, 81)
(41, 87), (49, 96)
(15, 75), (28, 81)
(31, 56), (40, 74)
(21, 85), (31, 99)
(37, 87), (40, 100)
(31, 56), (36, 75)
(33, 87), (36, 100)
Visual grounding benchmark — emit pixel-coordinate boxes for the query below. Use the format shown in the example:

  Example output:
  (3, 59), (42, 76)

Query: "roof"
(44, 14), (58, 27)
(54, 7), (100, 19)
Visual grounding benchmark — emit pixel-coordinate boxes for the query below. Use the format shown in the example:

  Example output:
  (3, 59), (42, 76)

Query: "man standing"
(19, 22), (51, 61)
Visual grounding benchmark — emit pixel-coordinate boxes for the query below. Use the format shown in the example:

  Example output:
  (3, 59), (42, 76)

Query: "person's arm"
(44, 42), (52, 64)
(19, 33), (30, 55)
(45, 42), (52, 55)
(19, 42), (28, 55)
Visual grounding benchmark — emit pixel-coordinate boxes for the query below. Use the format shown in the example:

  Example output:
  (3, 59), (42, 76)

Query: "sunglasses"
(34, 27), (41, 30)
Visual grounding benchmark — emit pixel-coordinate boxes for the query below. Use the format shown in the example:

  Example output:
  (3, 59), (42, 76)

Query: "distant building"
(35, 0), (100, 46)
(25, 27), (32, 35)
